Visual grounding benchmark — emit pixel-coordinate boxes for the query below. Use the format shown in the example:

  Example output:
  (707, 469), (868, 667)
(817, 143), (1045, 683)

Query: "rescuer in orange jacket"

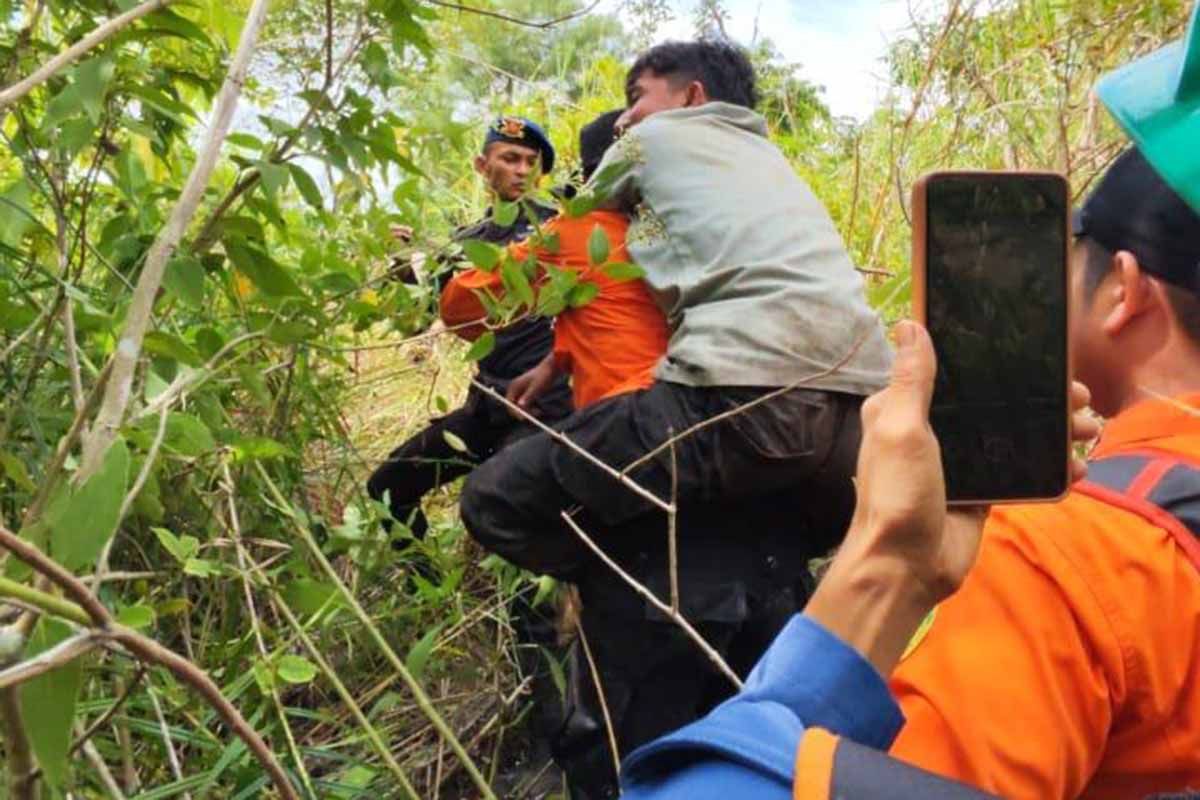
(888, 147), (1200, 799)
(440, 110), (670, 411)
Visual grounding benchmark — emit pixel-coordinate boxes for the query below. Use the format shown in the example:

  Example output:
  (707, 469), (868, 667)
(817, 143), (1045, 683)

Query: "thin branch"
(0, 0), (177, 112)
(620, 329), (871, 478)
(577, 625), (621, 780)
(79, 0), (272, 479)
(667, 428), (679, 614)
(0, 632), (100, 690)
(0, 677), (36, 800)
(422, 0), (605, 29)
(81, 737), (127, 800)
(68, 667), (145, 758)
(468, 380), (673, 514)
(0, 527), (111, 625)
(0, 576), (91, 627)
(560, 512), (742, 688)
(146, 684), (190, 800)
(137, 332), (265, 422)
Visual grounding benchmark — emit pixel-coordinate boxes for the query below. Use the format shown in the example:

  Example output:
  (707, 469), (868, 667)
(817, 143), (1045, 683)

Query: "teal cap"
(1096, 3), (1200, 214)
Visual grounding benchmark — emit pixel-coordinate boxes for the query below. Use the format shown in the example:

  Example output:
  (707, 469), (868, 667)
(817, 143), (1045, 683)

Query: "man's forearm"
(804, 533), (938, 679)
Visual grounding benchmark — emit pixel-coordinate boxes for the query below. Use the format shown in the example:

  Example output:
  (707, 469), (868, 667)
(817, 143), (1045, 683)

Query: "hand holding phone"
(912, 171), (1072, 504)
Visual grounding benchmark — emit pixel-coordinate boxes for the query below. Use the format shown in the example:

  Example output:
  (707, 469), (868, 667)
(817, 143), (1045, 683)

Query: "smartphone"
(912, 171), (1071, 504)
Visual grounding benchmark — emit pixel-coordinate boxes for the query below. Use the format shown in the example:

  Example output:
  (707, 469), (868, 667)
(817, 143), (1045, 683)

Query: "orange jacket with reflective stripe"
(888, 393), (1200, 799)
(440, 211), (668, 408)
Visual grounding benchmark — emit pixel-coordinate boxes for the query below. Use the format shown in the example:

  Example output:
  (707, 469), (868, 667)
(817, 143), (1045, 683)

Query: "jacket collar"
(1092, 392), (1200, 457)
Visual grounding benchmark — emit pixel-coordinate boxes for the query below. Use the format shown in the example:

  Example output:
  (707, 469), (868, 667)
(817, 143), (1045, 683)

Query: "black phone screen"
(925, 174), (1069, 502)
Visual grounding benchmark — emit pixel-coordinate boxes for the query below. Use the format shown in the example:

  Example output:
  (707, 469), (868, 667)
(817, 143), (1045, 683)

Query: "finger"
(1071, 409), (1101, 443)
(886, 320), (938, 419)
(1071, 456), (1088, 483)
(1070, 381), (1091, 413)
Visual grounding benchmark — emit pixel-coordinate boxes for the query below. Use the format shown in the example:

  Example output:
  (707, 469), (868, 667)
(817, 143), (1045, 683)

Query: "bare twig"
(560, 512), (742, 688)
(422, 0), (605, 29)
(146, 684), (190, 799)
(0, 678), (36, 800)
(0, 632), (99, 690)
(577, 625), (621, 780)
(667, 429), (679, 614)
(79, 0), (272, 479)
(0, 0), (177, 112)
(81, 738), (127, 800)
(468, 380), (673, 514)
(620, 329), (871, 477)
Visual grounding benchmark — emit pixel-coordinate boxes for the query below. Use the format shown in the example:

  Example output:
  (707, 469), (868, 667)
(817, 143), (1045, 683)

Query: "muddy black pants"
(459, 381), (864, 797)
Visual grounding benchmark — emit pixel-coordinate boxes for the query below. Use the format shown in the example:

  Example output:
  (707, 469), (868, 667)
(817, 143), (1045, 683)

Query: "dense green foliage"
(0, 0), (1189, 797)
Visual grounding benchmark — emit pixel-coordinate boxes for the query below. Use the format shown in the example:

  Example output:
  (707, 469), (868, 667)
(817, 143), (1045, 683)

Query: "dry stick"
(560, 512), (742, 689)
(146, 684), (190, 800)
(67, 666), (146, 759)
(0, 0), (177, 111)
(667, 429), (679, 614)
(0, 525), (299, 799)
(78, 0), (272, 479)
(0, 680), (36, 800)
(577, 624), (621, 781)
(253, 462), (497, 800)
(0, 632), (99, 690)
(221, 463), (317, 799)
(620, 330), (871, 478)
(422, 0), (605, 29)
(468, 380), (673, 514)
(81, 737), (127, 800)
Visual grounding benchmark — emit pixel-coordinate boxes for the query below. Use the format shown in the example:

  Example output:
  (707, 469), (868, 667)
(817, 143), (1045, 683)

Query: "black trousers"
(366, 383), (570, 539)
(459, 381), (864, 797)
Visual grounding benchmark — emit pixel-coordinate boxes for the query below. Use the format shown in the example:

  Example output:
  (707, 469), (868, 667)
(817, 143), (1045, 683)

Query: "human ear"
(1102, 251), (1151, 335)
(473, 154), (488, 177)
(685, 80), (709, 106)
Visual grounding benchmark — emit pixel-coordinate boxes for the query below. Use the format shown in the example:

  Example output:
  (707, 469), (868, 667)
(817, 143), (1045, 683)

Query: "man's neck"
(1119, 345), (1200, 416)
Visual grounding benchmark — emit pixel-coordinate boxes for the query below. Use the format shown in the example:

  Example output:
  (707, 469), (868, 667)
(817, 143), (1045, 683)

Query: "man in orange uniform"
(440, 110), (670, 410)
(888, 148), (1200, 798)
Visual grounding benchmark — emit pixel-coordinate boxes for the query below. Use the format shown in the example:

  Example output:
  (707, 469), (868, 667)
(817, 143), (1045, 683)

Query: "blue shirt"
(620, 614), (905, 799)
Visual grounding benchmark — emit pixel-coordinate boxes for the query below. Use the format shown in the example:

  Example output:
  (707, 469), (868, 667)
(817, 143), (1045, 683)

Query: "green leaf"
(226, 241), (304, 298)
(158, 413), (216, 457)
(405, 623), (445, 683)
(493, 200), (519, 227)
(287, 164), (324, 210)
(227, 132), (265, 150)
(601, 261), (646, 281)
(143, 331), (203, 366)
(73, 57), (114, 123)
(587, 224), (611, 266)
(0, 451), (35, 492)
(464, 331), (495, 362)
(116, 604), (155, 629)
(153, 527), (199, 563)
(282, 579), (341, 618)
(442, 431), (470, 453)
(41, 85), (82, 131)
(461, 239), (502, 271)
(231, 436), (293, 462)
(257, 161), (289, 201)
(276, 655), (319, 685)
(183, 558), (220, 578)
(568, 282), (601, 309)
(501, 257), (535, 308)
(163, 256), (206, 307)
(20, 619), (83, 793)
(49, 439), (129, 571)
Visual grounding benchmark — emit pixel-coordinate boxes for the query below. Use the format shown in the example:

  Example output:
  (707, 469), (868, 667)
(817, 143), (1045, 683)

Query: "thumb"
(887, 320), (937, 418)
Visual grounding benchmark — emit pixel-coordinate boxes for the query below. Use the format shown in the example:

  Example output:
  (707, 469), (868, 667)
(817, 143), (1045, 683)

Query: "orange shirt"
(440, 211), (669, 408)
(889, 393), (1200, 799)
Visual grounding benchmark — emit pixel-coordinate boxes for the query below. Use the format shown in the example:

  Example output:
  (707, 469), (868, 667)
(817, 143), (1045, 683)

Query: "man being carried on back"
(458, 40), (892, 798)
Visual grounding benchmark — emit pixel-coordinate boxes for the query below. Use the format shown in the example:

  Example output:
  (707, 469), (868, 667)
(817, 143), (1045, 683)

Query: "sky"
(656, 0), (929, 120)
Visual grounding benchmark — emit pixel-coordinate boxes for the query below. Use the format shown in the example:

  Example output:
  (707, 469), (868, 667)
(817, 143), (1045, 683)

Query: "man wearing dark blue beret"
(368, 114), (570, 792)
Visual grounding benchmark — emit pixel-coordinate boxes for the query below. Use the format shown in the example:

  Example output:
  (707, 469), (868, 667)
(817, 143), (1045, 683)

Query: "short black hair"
(626, 39), (758, 109)
(1080, 235), (1200, 347)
